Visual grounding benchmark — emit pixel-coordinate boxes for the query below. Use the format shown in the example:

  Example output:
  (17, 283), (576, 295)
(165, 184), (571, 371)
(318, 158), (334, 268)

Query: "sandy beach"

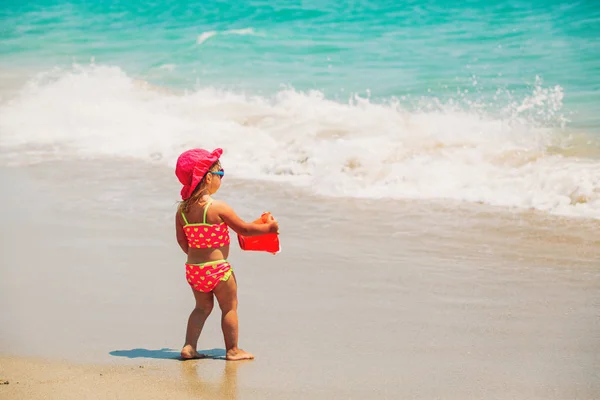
(1, 158), (599, 399)
(3, 1), (600, 397)
(1, 355), (241, 400)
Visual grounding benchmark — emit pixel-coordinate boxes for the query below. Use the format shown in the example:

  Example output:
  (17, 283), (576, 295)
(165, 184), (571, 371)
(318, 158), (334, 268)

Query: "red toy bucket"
(237, 212), (280, 254)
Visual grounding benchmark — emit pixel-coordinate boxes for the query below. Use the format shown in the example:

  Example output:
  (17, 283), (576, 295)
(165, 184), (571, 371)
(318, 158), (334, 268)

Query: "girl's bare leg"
(181, 288), (214, 359)
(213, 274), (254, 361)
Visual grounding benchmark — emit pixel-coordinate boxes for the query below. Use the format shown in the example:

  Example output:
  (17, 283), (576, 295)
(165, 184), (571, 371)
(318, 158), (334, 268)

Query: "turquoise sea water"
(1, 0), (599, 218)
(2, 0), (599, 122)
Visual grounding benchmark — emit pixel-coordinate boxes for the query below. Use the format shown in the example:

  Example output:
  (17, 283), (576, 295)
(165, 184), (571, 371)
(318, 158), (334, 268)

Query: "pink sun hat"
(175, 148), (223, 200)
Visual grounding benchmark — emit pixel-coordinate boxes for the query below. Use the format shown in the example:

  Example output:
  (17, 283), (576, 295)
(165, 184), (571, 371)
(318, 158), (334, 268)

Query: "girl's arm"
(175, 212), (189, 254)
(214, 201), (279, 236)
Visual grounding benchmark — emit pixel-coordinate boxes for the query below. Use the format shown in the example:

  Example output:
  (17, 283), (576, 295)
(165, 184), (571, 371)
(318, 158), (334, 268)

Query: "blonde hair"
(179, 161), (221, 214)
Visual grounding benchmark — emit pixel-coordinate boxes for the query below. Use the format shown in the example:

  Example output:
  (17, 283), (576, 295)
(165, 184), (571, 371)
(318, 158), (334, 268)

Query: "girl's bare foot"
(226, 348), (254, 361)
(181, 345), (204, 360)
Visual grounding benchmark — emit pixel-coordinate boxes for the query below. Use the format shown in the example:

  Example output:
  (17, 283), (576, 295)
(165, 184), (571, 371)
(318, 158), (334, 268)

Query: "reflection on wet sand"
(181, 359), (246, 400)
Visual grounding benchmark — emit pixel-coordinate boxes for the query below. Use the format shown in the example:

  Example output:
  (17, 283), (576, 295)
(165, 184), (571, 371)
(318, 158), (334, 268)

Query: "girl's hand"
(268, 220), (279, 234)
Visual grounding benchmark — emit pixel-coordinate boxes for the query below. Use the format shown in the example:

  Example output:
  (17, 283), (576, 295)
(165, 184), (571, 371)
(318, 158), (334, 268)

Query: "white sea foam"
(225, 28), (260, 36)
(196, 28), (262, 45)
(158, 64), (176, 71)
(196, 31), (217, 45)
(0, 65), (599, 219)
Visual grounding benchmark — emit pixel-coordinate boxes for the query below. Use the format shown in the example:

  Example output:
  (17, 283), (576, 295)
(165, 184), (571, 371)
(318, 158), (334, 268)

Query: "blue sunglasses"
(210, 169), (225, 178)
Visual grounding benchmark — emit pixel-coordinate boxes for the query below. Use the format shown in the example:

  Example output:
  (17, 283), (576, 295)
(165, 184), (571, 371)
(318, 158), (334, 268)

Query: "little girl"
(175, 148), (279, 361)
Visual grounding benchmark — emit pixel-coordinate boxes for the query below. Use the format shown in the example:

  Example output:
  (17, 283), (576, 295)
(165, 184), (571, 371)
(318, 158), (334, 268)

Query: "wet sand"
(1, 159), (599, 399)
(1, 354), (259, 400)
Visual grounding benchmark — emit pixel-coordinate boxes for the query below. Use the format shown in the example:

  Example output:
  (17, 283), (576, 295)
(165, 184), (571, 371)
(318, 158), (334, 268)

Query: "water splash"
(0, 65), (598, 218)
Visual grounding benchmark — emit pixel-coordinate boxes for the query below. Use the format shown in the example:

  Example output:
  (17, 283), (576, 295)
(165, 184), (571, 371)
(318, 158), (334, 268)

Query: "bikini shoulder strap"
(202, 199), (213, 224)
(181, 210), (189, 225)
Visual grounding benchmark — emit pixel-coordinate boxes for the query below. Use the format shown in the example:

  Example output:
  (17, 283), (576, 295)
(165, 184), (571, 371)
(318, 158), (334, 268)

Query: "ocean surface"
(1, 0), (599, 219)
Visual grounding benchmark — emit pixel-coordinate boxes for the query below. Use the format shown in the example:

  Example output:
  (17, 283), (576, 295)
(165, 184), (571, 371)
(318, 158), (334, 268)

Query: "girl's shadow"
(109, 348), (226, 360)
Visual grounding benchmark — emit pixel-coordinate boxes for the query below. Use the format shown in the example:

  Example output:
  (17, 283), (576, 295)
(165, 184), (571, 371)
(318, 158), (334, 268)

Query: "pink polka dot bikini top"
(181, 200), (230, 249)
